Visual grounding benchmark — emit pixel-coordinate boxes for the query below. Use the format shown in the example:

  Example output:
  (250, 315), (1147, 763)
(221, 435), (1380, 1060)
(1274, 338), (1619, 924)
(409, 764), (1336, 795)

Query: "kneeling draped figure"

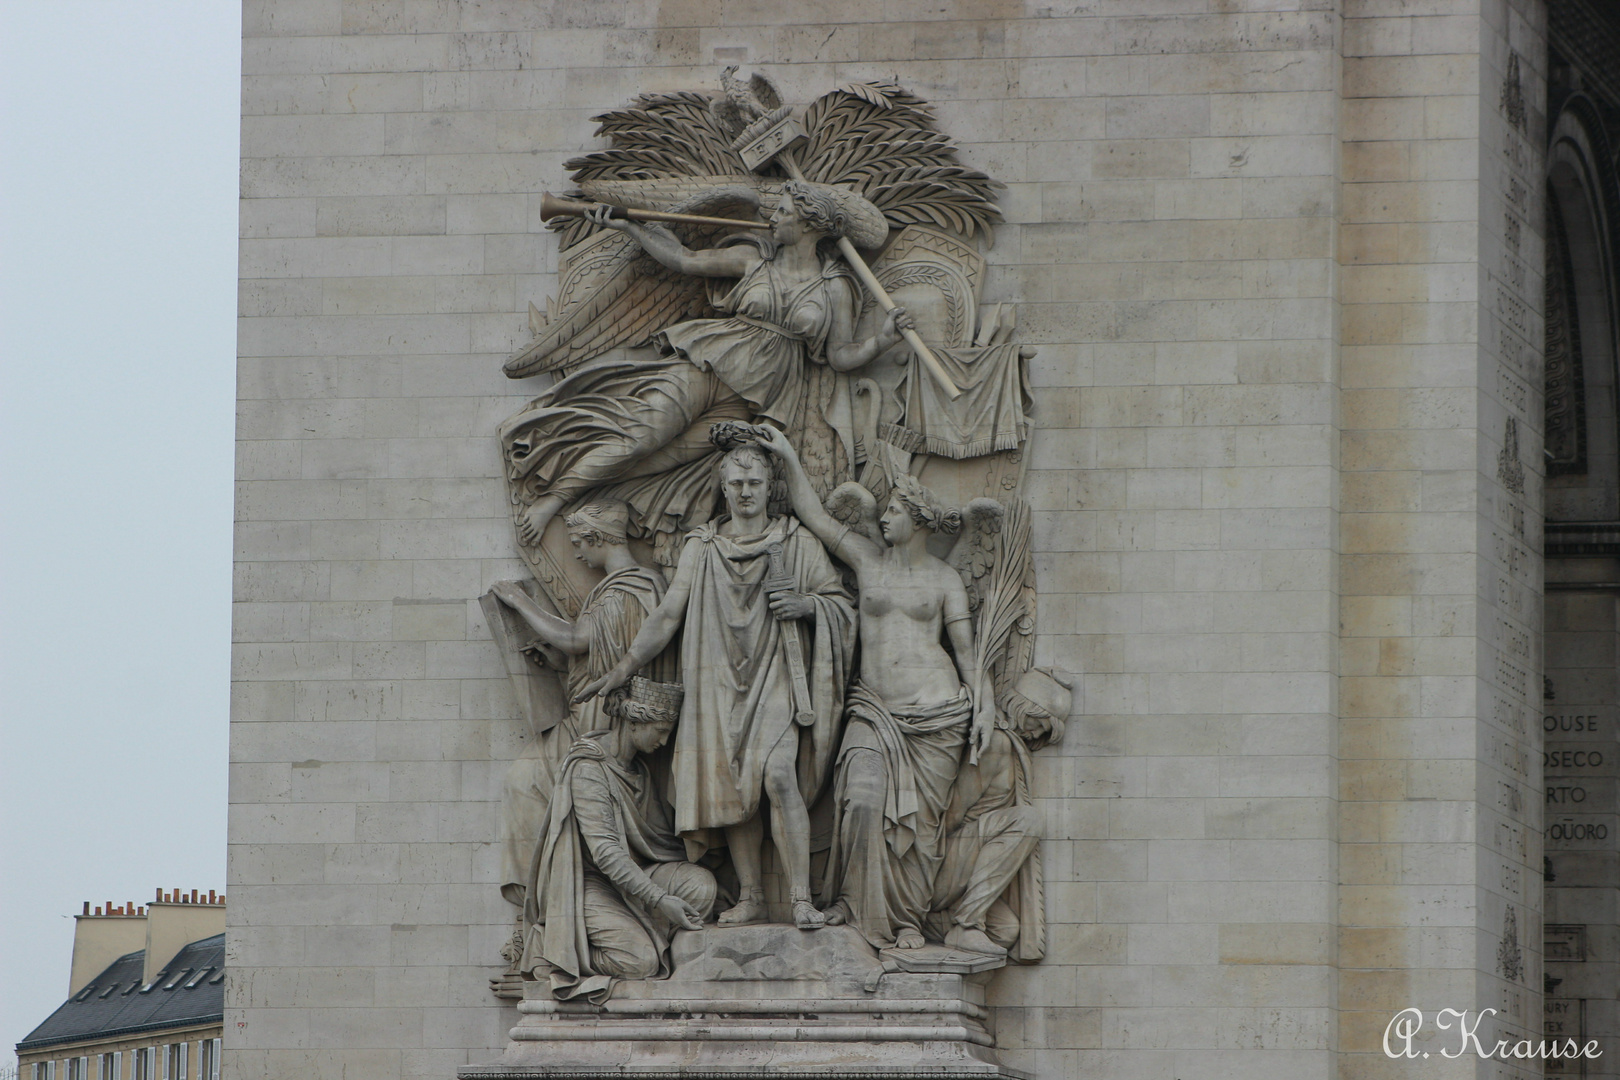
(523, 709), (716, 1003)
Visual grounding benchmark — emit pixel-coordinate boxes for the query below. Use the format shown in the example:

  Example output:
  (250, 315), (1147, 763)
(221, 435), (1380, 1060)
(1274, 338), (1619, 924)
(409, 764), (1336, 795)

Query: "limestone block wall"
(230, 3), (1542, 1079)
(1336, 1), (1546, 1077)
(1010, 7), (1343, 1080)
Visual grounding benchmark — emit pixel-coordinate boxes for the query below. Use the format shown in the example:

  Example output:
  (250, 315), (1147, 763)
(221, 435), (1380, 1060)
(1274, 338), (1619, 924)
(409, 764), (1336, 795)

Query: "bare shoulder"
(926, 552), (965, 586)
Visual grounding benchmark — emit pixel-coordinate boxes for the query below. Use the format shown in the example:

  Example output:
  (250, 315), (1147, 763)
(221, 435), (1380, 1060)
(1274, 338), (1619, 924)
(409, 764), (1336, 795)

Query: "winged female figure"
(502, 180), (917, 549)
(498, 76), (1003, 583)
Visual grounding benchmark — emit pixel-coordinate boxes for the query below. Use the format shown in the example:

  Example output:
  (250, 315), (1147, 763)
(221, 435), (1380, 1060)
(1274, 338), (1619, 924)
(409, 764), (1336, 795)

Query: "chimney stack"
(69, 903), (147, 997)
(142, 889), (227, 986)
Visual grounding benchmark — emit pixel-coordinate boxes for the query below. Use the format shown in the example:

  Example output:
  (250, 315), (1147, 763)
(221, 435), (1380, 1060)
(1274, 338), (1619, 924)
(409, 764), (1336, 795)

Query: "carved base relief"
(474, 68), (1064, 1077)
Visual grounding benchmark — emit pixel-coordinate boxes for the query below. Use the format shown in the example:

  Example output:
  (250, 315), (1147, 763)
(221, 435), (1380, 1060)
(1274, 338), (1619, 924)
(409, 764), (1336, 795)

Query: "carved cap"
(1011, 668), (1073, 722)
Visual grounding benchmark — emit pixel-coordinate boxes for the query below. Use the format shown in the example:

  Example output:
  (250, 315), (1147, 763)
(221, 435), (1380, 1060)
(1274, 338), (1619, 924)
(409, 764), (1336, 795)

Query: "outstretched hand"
(750, 424), (796, 460)
(572, 666), (629, 705)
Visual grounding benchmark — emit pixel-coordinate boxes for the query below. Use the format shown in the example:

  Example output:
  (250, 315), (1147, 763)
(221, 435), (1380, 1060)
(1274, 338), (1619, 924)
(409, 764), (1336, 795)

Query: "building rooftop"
(17, 933), (225, 1052)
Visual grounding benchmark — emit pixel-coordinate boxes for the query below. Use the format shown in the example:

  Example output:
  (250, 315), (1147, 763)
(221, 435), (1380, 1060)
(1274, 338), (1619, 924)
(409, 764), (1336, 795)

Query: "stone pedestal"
(458, 925), (1027, 1079)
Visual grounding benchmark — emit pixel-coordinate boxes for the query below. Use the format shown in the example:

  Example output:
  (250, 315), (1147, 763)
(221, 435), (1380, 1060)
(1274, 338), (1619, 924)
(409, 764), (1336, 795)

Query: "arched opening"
(1546, 101), (1620, 518)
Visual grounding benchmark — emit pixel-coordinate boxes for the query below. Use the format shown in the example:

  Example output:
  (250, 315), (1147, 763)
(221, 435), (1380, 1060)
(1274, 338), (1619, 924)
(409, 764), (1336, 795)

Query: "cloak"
(525, 736), (688, 1001)
(669, 515), (856, 854)
(503, 565), (667, 904)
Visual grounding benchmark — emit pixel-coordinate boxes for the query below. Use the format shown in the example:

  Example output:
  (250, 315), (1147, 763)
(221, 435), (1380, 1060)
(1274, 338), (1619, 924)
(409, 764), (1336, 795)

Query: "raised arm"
(491, 580), (588, 655)
(586, 205), (756, 279)
(943, 573), (995, 765)
(571, 541), (698, 703)
(753, 425), (880, 572)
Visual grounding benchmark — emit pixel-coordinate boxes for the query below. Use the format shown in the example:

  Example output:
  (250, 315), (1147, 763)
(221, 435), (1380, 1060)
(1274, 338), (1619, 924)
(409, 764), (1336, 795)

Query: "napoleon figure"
(580, 427), (855, 930)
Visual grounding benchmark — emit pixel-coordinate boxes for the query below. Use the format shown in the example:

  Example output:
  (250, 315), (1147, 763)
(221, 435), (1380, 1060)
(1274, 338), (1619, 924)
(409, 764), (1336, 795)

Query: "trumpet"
(538, 192), (770, 231)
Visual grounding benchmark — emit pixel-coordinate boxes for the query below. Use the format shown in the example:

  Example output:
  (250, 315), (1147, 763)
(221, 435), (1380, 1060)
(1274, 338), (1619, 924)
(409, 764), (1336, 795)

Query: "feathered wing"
(946, 497), (1038, 697)
(824, 481), (879, 541)
(799, 82), (1004, 243)
(506, 183), (767, 379)
(947, 497), (1006, 604)
(505, 231), (696, 378)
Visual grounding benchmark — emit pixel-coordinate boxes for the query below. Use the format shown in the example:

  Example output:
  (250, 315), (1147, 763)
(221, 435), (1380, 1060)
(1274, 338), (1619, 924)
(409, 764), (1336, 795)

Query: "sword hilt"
(765, 542), (797, 594)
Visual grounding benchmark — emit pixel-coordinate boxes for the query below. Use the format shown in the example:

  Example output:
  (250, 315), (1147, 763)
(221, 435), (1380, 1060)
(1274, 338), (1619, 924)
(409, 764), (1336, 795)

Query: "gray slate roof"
(16, 934), (224, 1051)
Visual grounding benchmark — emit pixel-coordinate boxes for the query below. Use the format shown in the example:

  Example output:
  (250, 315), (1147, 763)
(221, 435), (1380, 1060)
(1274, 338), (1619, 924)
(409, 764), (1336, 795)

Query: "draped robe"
(524, 736), (694, 1001)
(501, 565), (667, 906)
(669, 516), (856, 856)
(819, 683), (972, 948)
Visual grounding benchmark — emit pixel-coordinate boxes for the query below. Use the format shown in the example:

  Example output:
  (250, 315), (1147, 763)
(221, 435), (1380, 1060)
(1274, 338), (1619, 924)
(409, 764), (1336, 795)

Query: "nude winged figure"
(752, 425), (994, 950)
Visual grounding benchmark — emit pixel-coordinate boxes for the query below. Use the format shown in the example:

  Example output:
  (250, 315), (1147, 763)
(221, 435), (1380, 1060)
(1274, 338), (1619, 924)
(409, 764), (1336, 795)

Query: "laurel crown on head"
(890, 473), (961, 535)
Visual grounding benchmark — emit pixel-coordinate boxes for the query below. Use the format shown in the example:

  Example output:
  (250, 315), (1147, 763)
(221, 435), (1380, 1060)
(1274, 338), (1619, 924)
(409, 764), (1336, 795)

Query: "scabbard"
(766, 542), (816, 726)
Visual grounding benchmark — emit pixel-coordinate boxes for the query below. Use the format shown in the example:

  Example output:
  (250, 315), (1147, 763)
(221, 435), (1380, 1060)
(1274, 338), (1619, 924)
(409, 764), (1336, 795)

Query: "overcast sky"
(0, 1), (240, 1060)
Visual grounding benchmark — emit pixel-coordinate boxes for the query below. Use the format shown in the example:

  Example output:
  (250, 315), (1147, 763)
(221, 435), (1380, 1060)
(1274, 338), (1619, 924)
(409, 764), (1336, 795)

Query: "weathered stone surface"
(230, 3), (1553, 1078)
(460, 925), (1020, 1079)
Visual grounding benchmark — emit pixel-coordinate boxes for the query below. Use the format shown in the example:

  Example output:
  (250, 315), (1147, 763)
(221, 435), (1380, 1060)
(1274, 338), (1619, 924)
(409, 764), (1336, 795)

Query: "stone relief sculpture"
(472, 66), (1066, 1078)
(483, 501), (676, 995)
(750, 425), (993, 953)
(489, 501), (670, 902)
(526, 692), (715, 1003)
(577, 429), (857, 933)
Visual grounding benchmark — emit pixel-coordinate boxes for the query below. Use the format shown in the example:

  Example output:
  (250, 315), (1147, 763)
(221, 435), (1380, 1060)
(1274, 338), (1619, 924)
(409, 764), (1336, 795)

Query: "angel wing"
(946, 498), (1006, 599)
(824, 481), (880, 541)
(945, 496), (1038, 697)
(799, 82), (1004, 243)
(501, 89), (772, 379)
(505, 184), (765, 378)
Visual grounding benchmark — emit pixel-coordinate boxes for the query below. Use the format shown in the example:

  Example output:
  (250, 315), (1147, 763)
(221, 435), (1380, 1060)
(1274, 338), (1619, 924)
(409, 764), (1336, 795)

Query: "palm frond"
(568, 91), (750, 184)
(800, 82), (1003, 242)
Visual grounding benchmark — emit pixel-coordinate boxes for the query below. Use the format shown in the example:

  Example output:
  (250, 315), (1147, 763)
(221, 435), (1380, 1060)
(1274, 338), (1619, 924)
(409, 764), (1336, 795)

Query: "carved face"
(720, 455), (771, 524)
(630, 718), (675, 755)
(879, 497), (914, 546)
(567, 528), (608, 570)
(769, 198), (808, 244)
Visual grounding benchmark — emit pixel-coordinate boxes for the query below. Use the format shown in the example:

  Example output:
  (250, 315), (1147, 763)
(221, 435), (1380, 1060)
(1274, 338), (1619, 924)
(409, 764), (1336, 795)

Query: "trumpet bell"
(538, 192), (598, 223)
